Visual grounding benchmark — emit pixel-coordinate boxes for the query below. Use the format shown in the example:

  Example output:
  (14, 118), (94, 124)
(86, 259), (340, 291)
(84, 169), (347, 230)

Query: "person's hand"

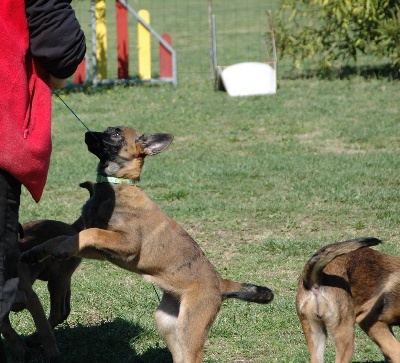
(50, 75), (67, 90)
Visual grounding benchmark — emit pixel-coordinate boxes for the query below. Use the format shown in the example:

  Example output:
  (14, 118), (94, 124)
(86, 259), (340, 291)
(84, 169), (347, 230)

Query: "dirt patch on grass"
(297, 132), (369, 154)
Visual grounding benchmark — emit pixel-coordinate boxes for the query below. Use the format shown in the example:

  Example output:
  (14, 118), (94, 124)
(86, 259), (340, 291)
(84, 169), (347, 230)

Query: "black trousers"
(0, 169), (21, 323)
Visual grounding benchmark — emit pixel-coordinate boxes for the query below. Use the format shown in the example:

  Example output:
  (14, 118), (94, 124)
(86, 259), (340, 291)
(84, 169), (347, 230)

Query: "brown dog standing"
(21, 126), (274, 363)
(296, 237), (400, 363)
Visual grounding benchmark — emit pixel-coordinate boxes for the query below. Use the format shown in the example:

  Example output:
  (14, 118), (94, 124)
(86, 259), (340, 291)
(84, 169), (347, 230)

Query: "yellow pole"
(138, 9), (151, 80)
(95, 0), (107, 80)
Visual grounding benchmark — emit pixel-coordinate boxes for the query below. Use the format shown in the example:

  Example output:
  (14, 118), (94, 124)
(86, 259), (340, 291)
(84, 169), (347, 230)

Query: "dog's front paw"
(51, 248), (73, 260)
(20, 249), (42, 264)
(51, 240), (78, 260)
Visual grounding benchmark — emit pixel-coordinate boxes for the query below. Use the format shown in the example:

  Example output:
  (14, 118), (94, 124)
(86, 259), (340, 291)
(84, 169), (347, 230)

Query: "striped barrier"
(74, 0), (176, 86)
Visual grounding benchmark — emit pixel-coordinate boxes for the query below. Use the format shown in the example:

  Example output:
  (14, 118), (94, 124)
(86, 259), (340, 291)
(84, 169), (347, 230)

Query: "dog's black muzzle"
(85, 131), (104, 157)
(85, 129), (125, 162)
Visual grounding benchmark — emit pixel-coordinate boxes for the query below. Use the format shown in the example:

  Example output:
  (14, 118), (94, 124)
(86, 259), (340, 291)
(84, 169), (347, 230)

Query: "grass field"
(4, 1), (400, 362)
(6, 75), (399, 363)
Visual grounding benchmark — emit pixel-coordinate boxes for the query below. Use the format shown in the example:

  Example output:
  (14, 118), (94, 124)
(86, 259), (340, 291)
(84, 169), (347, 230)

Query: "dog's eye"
(111, 129), (121, 138)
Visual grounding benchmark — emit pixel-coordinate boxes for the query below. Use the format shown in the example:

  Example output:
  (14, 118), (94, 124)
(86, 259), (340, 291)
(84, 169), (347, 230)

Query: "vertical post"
(95, 0), (107, 80)
(138, 9), (151, 80)
(73, 58), (86, 84)
(160, 33), (173, 79)
(116, 0), (129, 79)
(91, 0), (98, 85)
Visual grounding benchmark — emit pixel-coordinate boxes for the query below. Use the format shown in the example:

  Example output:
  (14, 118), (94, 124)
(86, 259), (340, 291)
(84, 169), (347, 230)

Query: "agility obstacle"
(73, 0), (177, 87)
(208, 1), (276, 96)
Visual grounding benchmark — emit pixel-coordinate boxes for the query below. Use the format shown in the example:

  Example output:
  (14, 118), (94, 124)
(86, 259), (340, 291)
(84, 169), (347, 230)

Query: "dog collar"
(96, 175), (139, 186)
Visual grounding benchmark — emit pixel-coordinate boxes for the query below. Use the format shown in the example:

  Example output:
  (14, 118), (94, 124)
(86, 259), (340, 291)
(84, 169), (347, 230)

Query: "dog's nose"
(85, 131), (100, 143)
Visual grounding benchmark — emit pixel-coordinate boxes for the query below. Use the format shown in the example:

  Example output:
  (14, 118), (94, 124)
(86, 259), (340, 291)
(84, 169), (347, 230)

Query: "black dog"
(1, 182), (92, 362)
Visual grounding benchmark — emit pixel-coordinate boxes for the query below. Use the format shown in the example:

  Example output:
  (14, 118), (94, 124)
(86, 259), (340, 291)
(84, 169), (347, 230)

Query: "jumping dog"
(21, 126), (274, 363)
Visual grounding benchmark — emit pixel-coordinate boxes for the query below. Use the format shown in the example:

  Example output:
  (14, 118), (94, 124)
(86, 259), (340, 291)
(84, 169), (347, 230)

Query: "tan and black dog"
(1, 182), (93, 363)
(21, 126), (274, 363)
(296, 237), (400, 363)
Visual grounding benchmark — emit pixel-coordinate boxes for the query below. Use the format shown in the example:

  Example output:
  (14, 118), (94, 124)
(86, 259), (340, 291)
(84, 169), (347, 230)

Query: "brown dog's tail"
(221, 279), (274, 304)
(302, 237), (382, 290)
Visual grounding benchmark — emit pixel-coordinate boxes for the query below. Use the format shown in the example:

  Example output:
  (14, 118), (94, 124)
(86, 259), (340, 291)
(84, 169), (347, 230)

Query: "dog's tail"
(71, 181), (95, 232)
(301, 237), (382, 290)
(221, 280), (274, 304)
(79, 181), (94, 198)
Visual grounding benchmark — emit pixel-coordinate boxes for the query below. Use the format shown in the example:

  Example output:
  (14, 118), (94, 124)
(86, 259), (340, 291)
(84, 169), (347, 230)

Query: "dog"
(296, 237), (400, 363)
(1, 182), (93, 363)
(20, 126), (274, 363)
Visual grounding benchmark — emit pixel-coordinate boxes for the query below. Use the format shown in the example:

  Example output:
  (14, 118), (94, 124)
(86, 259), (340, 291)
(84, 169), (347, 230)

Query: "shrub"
(274, 0), (400, 71)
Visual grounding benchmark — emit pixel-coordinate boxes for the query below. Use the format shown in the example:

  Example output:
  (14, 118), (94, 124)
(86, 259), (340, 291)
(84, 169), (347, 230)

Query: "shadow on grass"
(6, 318), (172, 363)
(58, 79), (166, 96)
(281, 63), (399, 81)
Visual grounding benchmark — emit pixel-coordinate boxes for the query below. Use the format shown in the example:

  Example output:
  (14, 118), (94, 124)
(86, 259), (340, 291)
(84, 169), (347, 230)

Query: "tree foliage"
(274, 0), (400, 71)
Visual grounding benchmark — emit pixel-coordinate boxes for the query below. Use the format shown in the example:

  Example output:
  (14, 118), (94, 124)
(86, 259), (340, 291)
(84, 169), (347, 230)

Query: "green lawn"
(5, 75), (399, 363)
(4, 1), (399, 362)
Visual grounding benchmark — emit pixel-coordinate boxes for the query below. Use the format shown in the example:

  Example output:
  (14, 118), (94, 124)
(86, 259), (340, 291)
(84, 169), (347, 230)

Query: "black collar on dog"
(96, 174), (139, 186)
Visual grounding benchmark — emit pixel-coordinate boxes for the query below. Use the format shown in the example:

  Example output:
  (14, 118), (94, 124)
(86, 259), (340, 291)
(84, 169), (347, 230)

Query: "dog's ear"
(136, 133), (174, 155)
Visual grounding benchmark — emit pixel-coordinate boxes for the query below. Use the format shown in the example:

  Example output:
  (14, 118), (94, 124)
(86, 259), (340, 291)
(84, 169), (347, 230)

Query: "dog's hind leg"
(23, 288), (61, 362)
(26, 278), (73, 348)
(155, 292), (182, 363)
(328, 320), (354, 363)
(298, 315), (327, 363)
(1, 313), (31, 362)
(360, 321), (400, 363)
(155, 290), (221, 363)
(47, 278), (73, 328)
(175, 290), (221, 363)
(17, 264), (61, 362)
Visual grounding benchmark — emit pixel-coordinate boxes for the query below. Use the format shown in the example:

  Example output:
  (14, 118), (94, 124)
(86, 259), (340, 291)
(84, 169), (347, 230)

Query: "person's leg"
(0, 169), (21, 324)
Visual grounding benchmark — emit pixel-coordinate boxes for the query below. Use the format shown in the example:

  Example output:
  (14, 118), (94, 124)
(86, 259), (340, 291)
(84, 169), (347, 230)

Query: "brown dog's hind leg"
(329, 320), (355, 363)
(360, 321), (400, 363)
(298, 315), (327, 363)
(176, 291), (221, 363)
(155, 290), (221, 363)
(155, 293), (183, 363)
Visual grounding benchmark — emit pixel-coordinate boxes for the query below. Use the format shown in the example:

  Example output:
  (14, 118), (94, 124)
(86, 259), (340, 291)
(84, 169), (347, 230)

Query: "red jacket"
(0, 1), (52, 202)
(0, 0), (85, 202)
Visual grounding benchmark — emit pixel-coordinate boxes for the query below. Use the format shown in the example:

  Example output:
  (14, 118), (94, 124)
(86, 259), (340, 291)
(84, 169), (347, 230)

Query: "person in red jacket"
(0, 1), (86, 359)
